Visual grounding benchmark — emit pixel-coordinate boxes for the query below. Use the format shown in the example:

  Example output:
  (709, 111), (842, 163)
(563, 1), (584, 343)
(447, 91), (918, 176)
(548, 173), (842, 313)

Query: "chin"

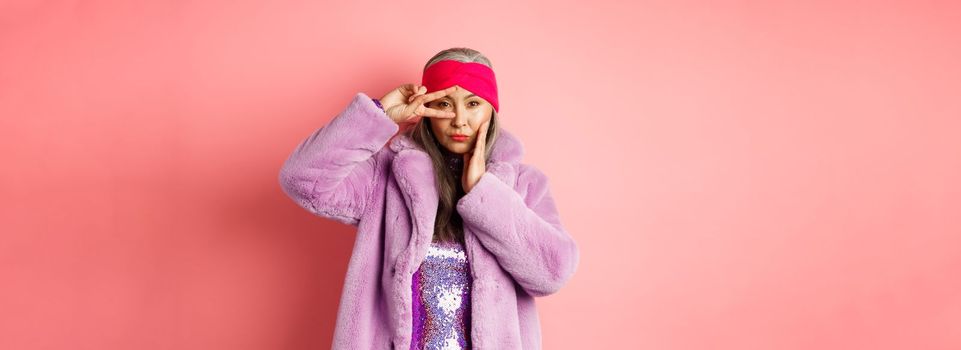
(446, 145), (468, 154)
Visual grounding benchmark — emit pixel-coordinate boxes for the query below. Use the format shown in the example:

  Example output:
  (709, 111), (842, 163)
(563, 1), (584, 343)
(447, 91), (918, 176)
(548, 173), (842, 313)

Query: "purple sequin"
(410, 238), (472, 350)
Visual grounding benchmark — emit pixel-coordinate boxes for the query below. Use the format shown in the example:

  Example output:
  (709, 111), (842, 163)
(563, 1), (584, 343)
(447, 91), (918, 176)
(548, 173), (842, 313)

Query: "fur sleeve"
(456, 164), (580, 297)
(278, 92), (399, 226)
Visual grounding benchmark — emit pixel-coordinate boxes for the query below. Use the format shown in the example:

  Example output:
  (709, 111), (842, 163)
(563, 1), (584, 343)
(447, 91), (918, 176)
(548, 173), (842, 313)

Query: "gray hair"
(424, 47), (494, 71)
(412, 47), (499, 243)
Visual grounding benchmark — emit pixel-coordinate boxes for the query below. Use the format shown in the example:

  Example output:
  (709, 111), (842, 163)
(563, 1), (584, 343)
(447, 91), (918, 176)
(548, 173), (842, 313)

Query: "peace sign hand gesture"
(379, 84), (458, 125)
(462, 118), (491, 193)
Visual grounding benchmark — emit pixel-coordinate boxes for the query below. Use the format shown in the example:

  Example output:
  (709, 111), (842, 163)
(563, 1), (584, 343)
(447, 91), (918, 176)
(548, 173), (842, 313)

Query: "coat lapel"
(387, 146), (438, 277)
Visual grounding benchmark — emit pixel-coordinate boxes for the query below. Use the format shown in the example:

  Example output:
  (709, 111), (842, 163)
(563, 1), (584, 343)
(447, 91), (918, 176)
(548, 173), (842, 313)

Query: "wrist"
(371, 98), (385, 112)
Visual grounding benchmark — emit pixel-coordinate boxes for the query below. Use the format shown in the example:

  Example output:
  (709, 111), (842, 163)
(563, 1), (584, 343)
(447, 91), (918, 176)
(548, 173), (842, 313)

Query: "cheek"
(469, 110), (492, 127)
(428, 118), (440, 130)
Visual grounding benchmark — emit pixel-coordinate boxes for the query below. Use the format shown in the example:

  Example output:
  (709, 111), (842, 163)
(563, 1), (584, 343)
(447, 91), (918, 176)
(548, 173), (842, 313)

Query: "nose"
(451, 105), (469, 127)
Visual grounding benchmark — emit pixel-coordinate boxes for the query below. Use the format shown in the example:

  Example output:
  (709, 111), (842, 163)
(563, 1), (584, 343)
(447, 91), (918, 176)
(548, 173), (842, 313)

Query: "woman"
(278, 47), (579, 350)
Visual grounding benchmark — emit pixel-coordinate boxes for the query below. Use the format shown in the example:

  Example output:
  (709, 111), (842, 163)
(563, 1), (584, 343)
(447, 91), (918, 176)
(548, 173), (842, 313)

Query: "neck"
(440, 146), (461, 159)
(440, 147), (464, 173)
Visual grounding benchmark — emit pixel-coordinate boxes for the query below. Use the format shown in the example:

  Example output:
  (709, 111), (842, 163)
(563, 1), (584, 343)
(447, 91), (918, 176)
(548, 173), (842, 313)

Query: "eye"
(438, 101), (450, 107)
(468, 101), (479, 107)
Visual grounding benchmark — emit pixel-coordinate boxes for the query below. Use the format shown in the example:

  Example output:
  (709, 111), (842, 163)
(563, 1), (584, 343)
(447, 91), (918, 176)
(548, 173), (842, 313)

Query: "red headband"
(421, 60), (499, 112)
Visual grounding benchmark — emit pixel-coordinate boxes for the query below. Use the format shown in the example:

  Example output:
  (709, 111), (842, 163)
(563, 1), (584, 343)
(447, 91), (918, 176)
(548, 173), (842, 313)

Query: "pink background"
(2, 0), (960, 349)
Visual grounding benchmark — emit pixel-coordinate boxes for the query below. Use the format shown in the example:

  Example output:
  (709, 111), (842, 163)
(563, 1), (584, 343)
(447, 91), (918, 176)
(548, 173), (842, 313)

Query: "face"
(425, 85), (494, 154)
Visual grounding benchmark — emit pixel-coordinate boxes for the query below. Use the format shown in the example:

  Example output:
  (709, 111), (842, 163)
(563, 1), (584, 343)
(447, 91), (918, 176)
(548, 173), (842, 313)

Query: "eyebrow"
(442, 94), (478, 100)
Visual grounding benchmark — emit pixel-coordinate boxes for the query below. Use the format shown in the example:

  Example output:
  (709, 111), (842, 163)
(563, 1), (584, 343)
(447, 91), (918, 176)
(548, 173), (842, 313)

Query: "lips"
(450, 134), (469, 142)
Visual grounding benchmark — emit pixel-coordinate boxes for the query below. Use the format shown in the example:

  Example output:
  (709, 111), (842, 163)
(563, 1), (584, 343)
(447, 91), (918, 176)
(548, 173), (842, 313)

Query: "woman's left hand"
(462, 118), (491, 193)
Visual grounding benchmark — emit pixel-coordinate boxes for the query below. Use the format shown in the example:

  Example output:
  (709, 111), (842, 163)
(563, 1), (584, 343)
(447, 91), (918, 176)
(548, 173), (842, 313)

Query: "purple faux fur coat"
(278, 92), (579, 349)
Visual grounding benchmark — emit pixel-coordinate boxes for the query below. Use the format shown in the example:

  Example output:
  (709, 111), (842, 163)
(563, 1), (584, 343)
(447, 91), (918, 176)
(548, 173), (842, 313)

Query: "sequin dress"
(410, 146), (473, 350)
(410, 238), (473, 350)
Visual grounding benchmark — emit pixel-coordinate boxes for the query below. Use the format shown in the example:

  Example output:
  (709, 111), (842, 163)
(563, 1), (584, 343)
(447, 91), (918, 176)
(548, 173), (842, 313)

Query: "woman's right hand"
(379, 84), (458, 125)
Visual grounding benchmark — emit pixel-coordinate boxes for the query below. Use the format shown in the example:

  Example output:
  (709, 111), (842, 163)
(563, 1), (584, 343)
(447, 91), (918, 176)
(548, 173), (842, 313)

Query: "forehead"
(440, 85), (478, 99)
